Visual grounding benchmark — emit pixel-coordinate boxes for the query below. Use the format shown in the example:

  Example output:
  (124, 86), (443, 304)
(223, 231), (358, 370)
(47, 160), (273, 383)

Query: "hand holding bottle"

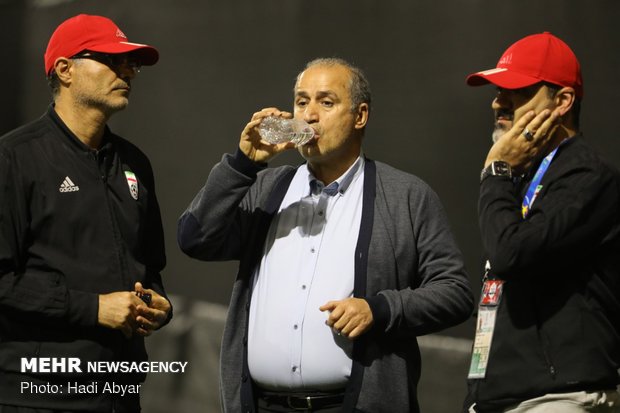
(239, 108), (314, 164)
(258, 116), (314, 145)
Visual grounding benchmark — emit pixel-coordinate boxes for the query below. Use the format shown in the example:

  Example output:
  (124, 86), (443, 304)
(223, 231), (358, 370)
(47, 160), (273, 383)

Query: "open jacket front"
(178, 149), (473, 413)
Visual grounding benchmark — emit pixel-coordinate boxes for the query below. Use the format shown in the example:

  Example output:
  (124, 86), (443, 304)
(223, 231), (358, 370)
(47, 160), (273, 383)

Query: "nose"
(492, 89), (511, 111)
(301, 101), (319, 124)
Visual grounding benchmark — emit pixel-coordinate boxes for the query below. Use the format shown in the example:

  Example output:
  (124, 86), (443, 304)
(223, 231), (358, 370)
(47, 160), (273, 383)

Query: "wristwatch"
(480, 161), (512, 182)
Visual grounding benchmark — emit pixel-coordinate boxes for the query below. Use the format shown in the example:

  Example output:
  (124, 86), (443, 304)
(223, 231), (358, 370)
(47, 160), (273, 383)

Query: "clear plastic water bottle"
(258, 116), (315, 146)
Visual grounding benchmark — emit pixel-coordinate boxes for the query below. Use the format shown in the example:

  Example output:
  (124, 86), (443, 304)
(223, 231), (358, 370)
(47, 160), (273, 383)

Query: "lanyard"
(521, 147), (559, 218)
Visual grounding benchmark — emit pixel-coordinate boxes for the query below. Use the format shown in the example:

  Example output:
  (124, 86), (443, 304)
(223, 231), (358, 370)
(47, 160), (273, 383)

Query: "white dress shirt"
(248, 156), (365, 391)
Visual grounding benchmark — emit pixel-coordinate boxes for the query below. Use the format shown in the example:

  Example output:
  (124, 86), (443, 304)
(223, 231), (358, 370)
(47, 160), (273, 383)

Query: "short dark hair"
(47, 71), (61, 97)
(296, 57), (372, 113)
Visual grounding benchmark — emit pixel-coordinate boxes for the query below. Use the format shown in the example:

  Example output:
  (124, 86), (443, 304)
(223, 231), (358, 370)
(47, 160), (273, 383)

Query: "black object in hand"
(136, 291), (152, 306)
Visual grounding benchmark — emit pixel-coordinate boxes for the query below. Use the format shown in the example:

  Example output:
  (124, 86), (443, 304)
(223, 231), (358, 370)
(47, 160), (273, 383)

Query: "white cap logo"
(115, 28), (127, 39)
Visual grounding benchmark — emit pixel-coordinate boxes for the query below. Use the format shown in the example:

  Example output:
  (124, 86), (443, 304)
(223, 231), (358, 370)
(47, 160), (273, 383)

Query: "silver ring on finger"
(523, 128), (534, 142)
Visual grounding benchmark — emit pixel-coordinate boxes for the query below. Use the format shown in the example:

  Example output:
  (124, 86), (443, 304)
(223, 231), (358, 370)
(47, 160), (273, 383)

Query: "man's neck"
(308, 154), (360, 185)
(53, 97), (109, 150)
(548, 124), (578, 152)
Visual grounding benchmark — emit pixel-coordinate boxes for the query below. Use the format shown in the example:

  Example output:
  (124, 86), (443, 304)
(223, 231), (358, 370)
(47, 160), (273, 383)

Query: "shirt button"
(318, 211), (324, 216)
(293, 324), (298, 330)
(301, 285), (307, 290)
(292, 366), (297, 372)
(310, 248), (315, 253)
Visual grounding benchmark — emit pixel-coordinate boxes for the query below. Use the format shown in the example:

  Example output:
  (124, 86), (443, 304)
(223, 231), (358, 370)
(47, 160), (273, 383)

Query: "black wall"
(4, 0), (620, 340)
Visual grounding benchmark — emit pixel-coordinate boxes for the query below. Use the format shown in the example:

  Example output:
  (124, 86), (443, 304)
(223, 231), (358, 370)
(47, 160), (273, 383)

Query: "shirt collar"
(48, 104), (114, 153)
(307, 155), (365, 197)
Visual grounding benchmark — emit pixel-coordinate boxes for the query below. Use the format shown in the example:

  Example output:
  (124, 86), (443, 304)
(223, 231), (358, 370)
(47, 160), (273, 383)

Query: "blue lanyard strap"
(521, 147), (559, 218)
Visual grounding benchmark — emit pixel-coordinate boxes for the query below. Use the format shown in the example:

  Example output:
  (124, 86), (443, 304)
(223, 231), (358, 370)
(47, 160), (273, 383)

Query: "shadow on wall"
(143, 295), (473, 413)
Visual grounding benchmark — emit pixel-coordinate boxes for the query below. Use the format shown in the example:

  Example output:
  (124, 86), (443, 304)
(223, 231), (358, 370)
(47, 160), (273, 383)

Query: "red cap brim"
(86, 41), (159, 66)
(466, 68), (542, 90)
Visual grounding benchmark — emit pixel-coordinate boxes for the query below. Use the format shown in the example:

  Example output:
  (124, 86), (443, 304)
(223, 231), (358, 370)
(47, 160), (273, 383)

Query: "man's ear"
(554, 87), (576, 117)
(53, 57), (72, 84)
(354, 102), (369, 130)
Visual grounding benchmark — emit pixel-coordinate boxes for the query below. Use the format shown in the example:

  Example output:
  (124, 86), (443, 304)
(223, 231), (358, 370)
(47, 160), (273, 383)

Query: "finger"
(136, 304), (154, 318)
(134, 282), (144, 293)
(138, 306), (167, 326)
(513, 110), (536, 134)
(534, 109), (561, 139)
(328, 304), (346, 322)
(136, 315), (157, 331)
(260, 109), (293, 119)
(347, 324), (369, 340)
(142, 302), (169, 322)
(273, 141), (296, 151)
(135, 325), (152, 337)
(130, 293), (145, 308)
(332, 311), (351, 331)
(524, 109), (552, 137)
(279, 111), (293, 119)
(251, 108), (282, 121)
(151, 296), (172, 314)
(340, 315), (367, 338)
(339, 319), (355, 336)
(241, 119), (264, 137)
(325, 312), (341, 328)
(319, 301), (337, 312)
(134, 308), (159, 335)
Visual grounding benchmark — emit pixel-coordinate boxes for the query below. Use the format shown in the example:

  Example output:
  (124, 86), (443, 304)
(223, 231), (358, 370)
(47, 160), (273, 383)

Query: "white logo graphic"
(59, 176), (79, 193)
(125, 171), (138, 200)
(498, 53), (512, 66)
(115, 28), (127, 39)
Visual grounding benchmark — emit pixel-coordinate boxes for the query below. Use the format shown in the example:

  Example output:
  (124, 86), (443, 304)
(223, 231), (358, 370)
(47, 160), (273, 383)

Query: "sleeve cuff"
(228, 148), (267, 177)
(364, 294), (390, 334)
(66, 290), (99, 327)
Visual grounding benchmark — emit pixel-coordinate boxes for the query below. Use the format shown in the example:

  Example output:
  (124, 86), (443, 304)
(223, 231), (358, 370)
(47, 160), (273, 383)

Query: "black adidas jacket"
(0, 106), (169, 412)
(466, 136), (620, 411)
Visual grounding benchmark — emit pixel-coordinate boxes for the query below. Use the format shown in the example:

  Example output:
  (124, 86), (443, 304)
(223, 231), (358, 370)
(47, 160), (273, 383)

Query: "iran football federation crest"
(125, 171), (139, 200)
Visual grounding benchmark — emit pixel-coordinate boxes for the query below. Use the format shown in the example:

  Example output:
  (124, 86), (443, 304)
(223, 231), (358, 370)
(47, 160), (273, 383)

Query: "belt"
(258, 390), (345, 410)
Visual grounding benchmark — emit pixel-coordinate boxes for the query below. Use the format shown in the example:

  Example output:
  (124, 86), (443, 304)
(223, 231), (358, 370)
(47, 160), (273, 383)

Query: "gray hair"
(47, 71), (61, 97)
(295, 57), (372, 113)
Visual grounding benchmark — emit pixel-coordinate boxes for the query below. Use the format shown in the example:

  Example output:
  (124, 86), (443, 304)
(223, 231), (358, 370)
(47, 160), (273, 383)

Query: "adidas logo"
(115, 28), (127, 39)
(59, 176), (80, 193)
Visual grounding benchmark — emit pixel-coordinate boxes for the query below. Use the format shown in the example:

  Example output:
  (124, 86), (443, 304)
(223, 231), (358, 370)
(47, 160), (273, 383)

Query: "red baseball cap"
(44, 14), (159, 75)
(466, 32), (583, 98)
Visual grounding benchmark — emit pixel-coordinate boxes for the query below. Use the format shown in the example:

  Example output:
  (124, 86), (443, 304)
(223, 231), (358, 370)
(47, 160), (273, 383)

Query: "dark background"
(1, 1), (619, 405)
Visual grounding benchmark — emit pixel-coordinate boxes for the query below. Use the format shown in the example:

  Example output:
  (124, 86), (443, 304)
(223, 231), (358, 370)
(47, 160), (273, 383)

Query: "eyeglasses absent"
(71, 51), (142, 74)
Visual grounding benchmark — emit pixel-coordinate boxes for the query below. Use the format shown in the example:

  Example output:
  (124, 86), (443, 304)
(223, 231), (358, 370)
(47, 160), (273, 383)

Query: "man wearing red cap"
(0, 14), (170, 412)
(464, 32), (620, 412)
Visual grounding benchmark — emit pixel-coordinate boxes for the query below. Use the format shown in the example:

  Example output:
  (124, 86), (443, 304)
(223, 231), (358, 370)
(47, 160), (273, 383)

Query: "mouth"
(114, 81), (131, 91)
(494, 110), (514, 131)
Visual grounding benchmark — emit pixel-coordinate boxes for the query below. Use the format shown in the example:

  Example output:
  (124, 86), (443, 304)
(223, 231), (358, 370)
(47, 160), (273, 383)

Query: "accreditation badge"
(124, 171), (139, 200)
(468, 277), (504, 379)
